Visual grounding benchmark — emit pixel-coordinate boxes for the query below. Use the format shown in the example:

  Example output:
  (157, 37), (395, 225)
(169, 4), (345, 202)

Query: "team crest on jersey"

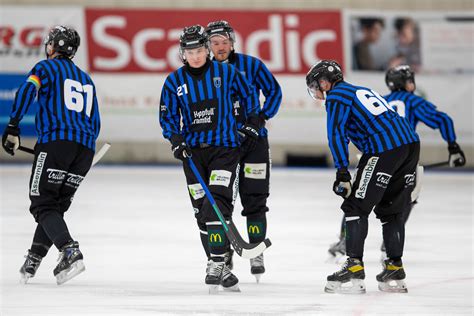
(213, 77), (221, 88)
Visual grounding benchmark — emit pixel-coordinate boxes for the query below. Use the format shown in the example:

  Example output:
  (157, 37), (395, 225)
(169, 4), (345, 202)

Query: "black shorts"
(239, 136), (271, 217)
(182, 146), (240, 224)
(341, 142), (420, 219)
(29, 140), (94, 219)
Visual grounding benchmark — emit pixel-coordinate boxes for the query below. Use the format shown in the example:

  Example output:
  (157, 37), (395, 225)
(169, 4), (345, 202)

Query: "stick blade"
(91, 143), (111, 166)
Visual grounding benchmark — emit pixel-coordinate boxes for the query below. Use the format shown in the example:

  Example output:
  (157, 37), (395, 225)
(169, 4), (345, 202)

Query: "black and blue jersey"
(384, 90), (456, 143)
(225, 52), (282, 136)
(326, 81), (419, 169)
(160, 60), (259, 148)
(9, 57), (101, 150)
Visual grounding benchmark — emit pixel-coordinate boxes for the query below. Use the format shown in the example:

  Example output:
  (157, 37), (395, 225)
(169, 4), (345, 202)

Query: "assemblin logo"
(30, 152), (47, 196)
(356, 157), (379, 199)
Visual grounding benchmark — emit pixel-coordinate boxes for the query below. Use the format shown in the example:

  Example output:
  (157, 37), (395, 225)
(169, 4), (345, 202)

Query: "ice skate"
(377, 259), (408, 293)
(221, 262), (240, 292)
(250, 254), (265, 283)
(54, 241), (85, 285)
(19, 250), (42, 284)
(205, 259), (225, 294)
(325, 258), (366, 294)
(326, 237), (346, 263)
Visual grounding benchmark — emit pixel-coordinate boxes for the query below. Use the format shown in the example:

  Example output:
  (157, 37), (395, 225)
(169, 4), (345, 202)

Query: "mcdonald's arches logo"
(209, 232), (224, 245)
(248, 224), (262, 235)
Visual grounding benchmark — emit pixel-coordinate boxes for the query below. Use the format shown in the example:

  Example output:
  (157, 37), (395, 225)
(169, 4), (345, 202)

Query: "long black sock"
(339, 216), (346, 240)
(37, 211), (73, 250)
(200, 231), (210, 259)
(30, 224), (53, 257)
(382, 213), (405, 259)
(247, 214), (267, 244)
(207, 222), (227, 261)
(345, 215), (368, 259)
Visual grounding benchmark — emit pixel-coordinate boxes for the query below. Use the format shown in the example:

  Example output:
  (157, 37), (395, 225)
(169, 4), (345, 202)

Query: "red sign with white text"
(85, 9), (343, 74)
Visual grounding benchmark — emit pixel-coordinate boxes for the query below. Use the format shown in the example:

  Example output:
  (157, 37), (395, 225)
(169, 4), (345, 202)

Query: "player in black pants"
(306, 60), (420, 294)
(328, 65), (466, 261)
(159, 25), (259, 293)
(205, 21), (282, 282)
(2, 26), (101, 285)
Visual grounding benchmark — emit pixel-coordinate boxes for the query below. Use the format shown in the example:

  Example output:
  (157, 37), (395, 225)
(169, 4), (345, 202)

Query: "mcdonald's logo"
(248, 225), (261, 235)
(209, 233), (223, 243)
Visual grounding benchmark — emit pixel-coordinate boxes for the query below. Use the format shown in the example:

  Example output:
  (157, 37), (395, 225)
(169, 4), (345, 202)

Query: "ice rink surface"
(1, 165), (473, 315)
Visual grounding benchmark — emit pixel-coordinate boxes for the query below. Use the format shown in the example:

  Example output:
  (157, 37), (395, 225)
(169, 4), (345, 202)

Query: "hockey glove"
(2, 122), (20, 156)
(448, 142), (466, 167)
(170, 134), (191, 162)
(238, 123), (259, 152)
(333, 168), (352, 198)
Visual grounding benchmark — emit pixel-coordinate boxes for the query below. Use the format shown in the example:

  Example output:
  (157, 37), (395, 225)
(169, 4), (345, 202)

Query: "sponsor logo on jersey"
(209, 170), (232, 187)
(355, 156), (379, 199)
(188, 183), (205, 200)
(375, 172), (392, 189)
(30, 152), (47, 196)
(213, 77), (221, 88)
(244, 163), (267, 179)
(192, 108), (215, 125)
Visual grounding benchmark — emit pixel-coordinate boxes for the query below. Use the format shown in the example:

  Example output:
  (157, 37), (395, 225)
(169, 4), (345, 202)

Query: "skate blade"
(222, 284), (241, 292)
(252, 273), (263, 283)
(325, 280), (366, 294)
(378, 280), (408, 293)
(19, 272), (33, 285)
(208, 285), (219, 295)
(56, 260), (85, 285)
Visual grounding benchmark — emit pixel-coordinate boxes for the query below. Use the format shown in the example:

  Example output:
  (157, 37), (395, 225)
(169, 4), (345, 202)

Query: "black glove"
(448, 142), (466, 167)
(170, 134), (191, 162)
(238, 123), (259, 152)
(2, 122), (20, 156)
(333, 168), (352, 198)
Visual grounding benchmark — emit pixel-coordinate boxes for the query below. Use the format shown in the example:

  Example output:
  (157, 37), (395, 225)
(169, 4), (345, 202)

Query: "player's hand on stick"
(333, 168), (352, 198)
(2, 122), (20, 156)
(170, 134), (191, 162)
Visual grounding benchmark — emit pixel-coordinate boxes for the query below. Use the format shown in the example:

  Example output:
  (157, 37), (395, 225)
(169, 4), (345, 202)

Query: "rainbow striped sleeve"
(27, 75), (41, 89)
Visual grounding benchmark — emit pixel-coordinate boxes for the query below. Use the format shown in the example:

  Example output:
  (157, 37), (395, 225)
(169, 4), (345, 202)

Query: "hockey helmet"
(306, 60), (343, 100)
(205, 20), (236, 42)
(385, 65), (415, 91)
(179, 25), (209, 63)
(44, 25), (80, 59)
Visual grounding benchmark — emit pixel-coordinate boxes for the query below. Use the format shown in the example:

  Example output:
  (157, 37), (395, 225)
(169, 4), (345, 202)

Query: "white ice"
(1, 165), (473, 315)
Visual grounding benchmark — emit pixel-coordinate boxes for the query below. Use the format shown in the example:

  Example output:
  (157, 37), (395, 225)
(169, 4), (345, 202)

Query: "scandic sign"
(85, 9), (343, 74)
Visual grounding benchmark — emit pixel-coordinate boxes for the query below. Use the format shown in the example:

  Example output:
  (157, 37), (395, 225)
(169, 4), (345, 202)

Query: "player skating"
(2, 26), (101, 285)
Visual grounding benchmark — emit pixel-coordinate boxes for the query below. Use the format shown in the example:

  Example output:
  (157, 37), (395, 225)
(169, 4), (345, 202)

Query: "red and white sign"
(0, 6), (87, 72)
(85, 9), (343, 74)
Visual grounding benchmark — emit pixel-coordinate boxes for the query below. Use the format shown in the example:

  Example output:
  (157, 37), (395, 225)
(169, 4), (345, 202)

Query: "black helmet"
(179, 25), (208, 63)
(385, 65), (415, 91)
(205, 20), (236, 42)
(306, 60), (343, 99)
(44, 25), (80, 59)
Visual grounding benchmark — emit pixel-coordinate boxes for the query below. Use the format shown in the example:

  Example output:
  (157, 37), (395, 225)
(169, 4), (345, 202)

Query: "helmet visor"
(307, 81), (321, 100)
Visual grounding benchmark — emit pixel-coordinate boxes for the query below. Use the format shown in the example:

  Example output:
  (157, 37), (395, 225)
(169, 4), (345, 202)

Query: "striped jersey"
(225, 52), (282, 136)
(160, 60), (259, 148)
(326, 81), (419, 169)
(9, 57), (100, 150)
(384, 90), (456, 143)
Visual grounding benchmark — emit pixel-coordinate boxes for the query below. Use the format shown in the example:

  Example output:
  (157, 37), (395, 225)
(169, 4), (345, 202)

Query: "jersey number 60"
(64, 79), (94, 117)
(356, 89), (394, 116)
